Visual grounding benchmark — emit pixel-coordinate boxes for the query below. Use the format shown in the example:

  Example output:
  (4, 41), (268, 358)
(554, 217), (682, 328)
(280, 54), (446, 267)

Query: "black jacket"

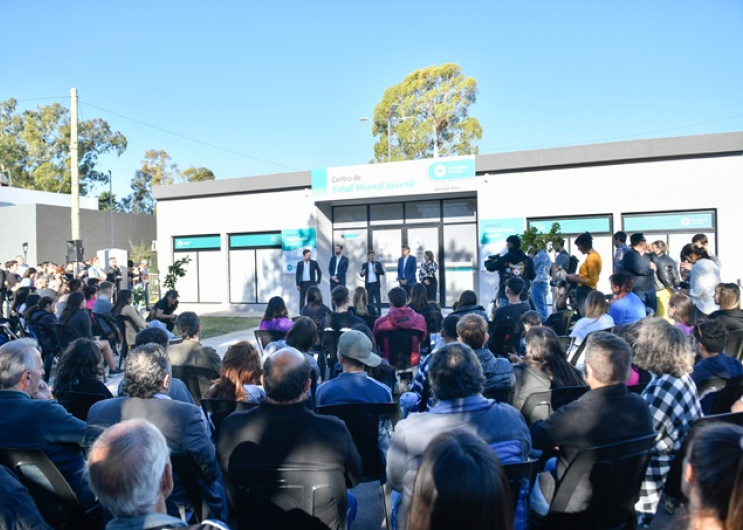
(295, 259), (321, 286)
(622, 249), (655, 292)
(654, 253), (680, 291)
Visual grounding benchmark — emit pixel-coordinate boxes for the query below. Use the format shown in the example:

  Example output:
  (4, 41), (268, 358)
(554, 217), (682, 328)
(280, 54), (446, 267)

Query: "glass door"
(372, 229), (402, 303)
(333, 229), (368, 292)
(443, 223), (477, 307)
(407, 226), (440, 303)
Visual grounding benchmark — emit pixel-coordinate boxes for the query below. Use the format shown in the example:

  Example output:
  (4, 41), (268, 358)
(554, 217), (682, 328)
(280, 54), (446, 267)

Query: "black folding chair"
(321, 330), (344, 380)
(54, 323), (80, 352)
(170, 454), (205, 523)
(56, 391), (108, 422)
(567, 330), (606, 366)
(521, 386), (588, 426)
(171, 365), (221, 403)
(115, 314), (138, 370)
(503, 459), (539, 514)
(727, 329), (743, 361)
(229, 446), (349, 530)
(29, 321), (61, 382)
(316, 402), (400, 530)
(200, 399), (259, 440)
(529, 433), (656, 530)
(420, 310), (443, 356)
(0, 447), (103, 529)
(254, 330), (286, 355)
(376, 329), (424, 371)
(545, 310), (573, 336)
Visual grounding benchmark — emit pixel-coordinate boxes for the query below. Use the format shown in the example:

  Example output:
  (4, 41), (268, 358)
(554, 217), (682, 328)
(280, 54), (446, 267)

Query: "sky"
(3, 0), (743, 200)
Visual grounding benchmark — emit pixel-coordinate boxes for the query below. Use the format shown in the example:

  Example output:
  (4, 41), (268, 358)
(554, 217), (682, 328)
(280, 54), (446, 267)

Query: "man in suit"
(328, 244), (349, 295)
(360, 250), (385, 315)
(87, 343), (228, 521)
(295, 248), (321, 312)
(397, 245), (417, 297)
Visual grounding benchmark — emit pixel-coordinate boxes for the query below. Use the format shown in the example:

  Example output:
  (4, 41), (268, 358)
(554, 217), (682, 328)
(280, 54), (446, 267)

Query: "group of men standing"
(294, 244), (419, 313)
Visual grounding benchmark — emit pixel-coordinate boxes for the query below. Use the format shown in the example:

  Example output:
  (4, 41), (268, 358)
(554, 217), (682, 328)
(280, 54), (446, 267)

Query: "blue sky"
(4, 1), (742, 199)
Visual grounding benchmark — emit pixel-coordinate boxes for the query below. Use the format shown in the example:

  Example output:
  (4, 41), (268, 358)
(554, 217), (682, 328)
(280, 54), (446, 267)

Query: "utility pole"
(70, 88), (80, 240)
(109, 170), (114, 248)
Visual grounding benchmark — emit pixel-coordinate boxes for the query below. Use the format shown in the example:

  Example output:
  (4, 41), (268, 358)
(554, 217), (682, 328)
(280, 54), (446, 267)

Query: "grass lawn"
(199, 317), (262, 338)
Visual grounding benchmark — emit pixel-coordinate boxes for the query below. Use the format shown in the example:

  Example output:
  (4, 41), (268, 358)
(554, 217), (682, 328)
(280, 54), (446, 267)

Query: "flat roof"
(153, 131), (743, 201)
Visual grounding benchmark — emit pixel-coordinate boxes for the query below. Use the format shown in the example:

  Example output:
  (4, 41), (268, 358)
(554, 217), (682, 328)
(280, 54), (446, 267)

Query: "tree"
(0, 98), (127, 194)
(98, 190), (121, 211)
(521, 223), (564, 253)
(370, 64), (482, 162)
(181, 166), (215, 182)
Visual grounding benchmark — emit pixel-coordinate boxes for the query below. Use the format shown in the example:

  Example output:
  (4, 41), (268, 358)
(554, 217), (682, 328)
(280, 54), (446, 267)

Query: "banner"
(478, 218), (525, 271)
(311, 156), (476, 201)
(282, 228), (317, 275)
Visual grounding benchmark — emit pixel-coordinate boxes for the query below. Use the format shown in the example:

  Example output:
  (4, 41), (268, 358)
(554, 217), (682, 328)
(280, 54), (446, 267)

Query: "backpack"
(567, 255), (580, 275)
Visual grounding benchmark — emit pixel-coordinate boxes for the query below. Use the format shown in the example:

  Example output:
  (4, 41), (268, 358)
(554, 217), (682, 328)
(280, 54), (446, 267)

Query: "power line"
(11, 96), (69, 102)
(479, 112), (743, 153)
(80, 101), (301, 172)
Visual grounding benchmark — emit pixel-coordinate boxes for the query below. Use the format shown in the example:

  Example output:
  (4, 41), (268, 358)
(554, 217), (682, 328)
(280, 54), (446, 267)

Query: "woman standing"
(680, 243), (721, 319)
(111, 289), (147, 351)
(567, 232), (602, 317)
(650, 240), (679, 322)
(418, 250), (438, 303)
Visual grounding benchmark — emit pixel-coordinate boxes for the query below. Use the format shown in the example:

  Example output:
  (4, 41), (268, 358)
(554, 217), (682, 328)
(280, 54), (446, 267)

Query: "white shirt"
(334, 256), (340, 276)
(367, 262), (378, 283)
(302, 260), (311, 282)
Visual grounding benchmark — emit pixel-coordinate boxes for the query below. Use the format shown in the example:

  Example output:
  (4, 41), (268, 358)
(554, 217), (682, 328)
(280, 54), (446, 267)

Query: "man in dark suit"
(295, 249), (321, 312)
(360, 250), (385, 315)
(87, 344), (228, 521)
(397, 245), (417, 297)
(328, 244), (349, 295)
(529, 332), (654, 515)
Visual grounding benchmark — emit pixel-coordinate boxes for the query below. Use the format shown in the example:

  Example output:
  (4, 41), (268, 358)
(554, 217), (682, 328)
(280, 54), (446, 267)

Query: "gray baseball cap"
(338, 330), (382, 368)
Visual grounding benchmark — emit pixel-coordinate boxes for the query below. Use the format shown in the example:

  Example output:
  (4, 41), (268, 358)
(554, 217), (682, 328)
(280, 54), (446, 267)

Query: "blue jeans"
(635, 289), (657, 316)
(531, 282), (549, 322)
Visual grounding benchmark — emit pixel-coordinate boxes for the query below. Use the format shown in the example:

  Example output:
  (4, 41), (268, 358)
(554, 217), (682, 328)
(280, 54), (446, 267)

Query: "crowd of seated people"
(2, 240), (743, 530)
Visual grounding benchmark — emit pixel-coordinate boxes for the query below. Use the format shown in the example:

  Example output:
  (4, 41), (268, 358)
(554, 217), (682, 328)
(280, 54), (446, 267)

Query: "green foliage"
(0, 98), (127, 195)
(132, 285), (146, 307)
(163, 256), (191, 292)
(370, 64), (482, 162)
(98, 190), (121, 211)
(521, 223), (564, 253)
(128, 239), (154, 269)
(181, 166), (215, 182)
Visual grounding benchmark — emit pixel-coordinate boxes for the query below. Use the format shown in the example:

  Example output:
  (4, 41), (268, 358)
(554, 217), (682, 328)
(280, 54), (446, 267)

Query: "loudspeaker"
(66, 240), (84, 262)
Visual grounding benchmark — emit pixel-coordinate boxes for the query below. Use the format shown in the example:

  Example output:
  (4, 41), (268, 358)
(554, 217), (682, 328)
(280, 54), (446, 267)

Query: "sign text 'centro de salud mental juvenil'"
(311, 156), (476, 201)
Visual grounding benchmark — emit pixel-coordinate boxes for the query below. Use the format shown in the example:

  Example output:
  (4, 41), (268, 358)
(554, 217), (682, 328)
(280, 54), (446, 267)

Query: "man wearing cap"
(621, 233), (658, 316)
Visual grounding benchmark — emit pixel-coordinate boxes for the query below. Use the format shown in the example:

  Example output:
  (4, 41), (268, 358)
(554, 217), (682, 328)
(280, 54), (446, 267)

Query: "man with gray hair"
(168, 311), (221, 401)
(87, 344), (228, 521)
(87, 418), (229, 530)
(387, 342), (531, 529)
(0, 338), (96, 509)
(529, 332), (654, 515)
(218, 348), (361, 528)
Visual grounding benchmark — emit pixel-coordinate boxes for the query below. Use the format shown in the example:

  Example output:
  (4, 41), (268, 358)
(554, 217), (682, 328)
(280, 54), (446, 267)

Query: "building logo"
(427, 159), (476, 181)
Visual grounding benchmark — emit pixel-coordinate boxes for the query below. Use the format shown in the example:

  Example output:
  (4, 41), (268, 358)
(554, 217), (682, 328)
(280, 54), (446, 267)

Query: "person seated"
(407, 283), (440, 317)
(58, 291), (121, 375)
(0, 338), (97, 510)
(530, 332), (654, 516)
(259, 296), (293, 332)
(489, 277), (531, 354)
(568, 290), (614, 360)
(349, 285), (378, 318)
(518, 310), (543, 356)
(406, 431), (514, 530)
(300, 286), (331, 321)
(54, 338), (114, 400)
(512, 327), (585, 411)
(168, 312), (222, 400)
(387, 343), (531, 530)
(614, 321), (653, 387)
(265, 317), (322, 383)
(692, 319), (743, 409)
(449, 289), (489, 321)
(320, 286), (367, 340)
(0, 465), (52, 530)
(373, 287), (428, 367)
(87, 344), (228, 521)
(91, 281), (123, 347)
(83, 283), (98, 311)
(86, 418), (229, 530)
(152, 289), (179, 332)
(92, 281), (114, 317)
(668, 292), (695, 337)
(709, 282), (743, 334)
(207, 341), (266, 404)
(457, 314), (514, 396)
(117, 327), (195, 405)
(111, 289), (147, 351)
(681, 423), (743, 530)
(24, 295), (58, 378)
(217, 348), (362, 528)
(607, 272), (646, 327)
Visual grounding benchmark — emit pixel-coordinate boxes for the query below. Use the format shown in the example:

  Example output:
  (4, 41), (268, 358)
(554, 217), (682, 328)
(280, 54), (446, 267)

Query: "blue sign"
(623, 212), (714, 232)
(174, 235), (221, 251)
(427, 159), (476, 181)
(479, 218), (525, 245)
(282, 228), (317, 275)
(529, 217), (611, 235)
(230, 233), (282, 248)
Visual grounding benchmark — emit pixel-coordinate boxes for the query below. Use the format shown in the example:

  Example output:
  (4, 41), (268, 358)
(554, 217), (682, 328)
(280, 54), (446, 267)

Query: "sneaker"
(108, 368), (123, 375)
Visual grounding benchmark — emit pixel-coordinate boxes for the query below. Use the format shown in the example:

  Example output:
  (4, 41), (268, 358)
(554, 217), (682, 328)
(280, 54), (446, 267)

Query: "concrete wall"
(0, 186), (99, 209)
(0, 204), (38, 264)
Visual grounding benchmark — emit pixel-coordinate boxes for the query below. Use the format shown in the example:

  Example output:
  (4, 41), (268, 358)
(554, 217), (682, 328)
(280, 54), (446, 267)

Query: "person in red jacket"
(373, 287), (427, 367)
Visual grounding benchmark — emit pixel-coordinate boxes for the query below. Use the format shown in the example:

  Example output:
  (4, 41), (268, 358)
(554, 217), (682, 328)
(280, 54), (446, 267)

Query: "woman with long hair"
(631, 318), (702, 526)
(567, 232), (602, 317)
(349, 286), (378, 318)
(152, 289), (179, 332)
(418, 250), (438, 303)
(651, 240), (680, 321)
(300, 286), (331, 320)
(668, 292), (695, 337)
(512, 326), (585, 411)
(680, 243), (721, 318)
(259, 296), (293, 332)
(25, 296), (57, 380)
(407, 430), (513, 530)
(83, 284), (98, 311)
(59, 291), (121, 375)
(111, 289), (147, 350)
(207, 341), (265, 403)
(607, 272), (646, 327)
(54, 338), (113, 400)
(709, 283), (743, 334)
(569, 290), (614, 356)
(682, 423), (743, 530)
